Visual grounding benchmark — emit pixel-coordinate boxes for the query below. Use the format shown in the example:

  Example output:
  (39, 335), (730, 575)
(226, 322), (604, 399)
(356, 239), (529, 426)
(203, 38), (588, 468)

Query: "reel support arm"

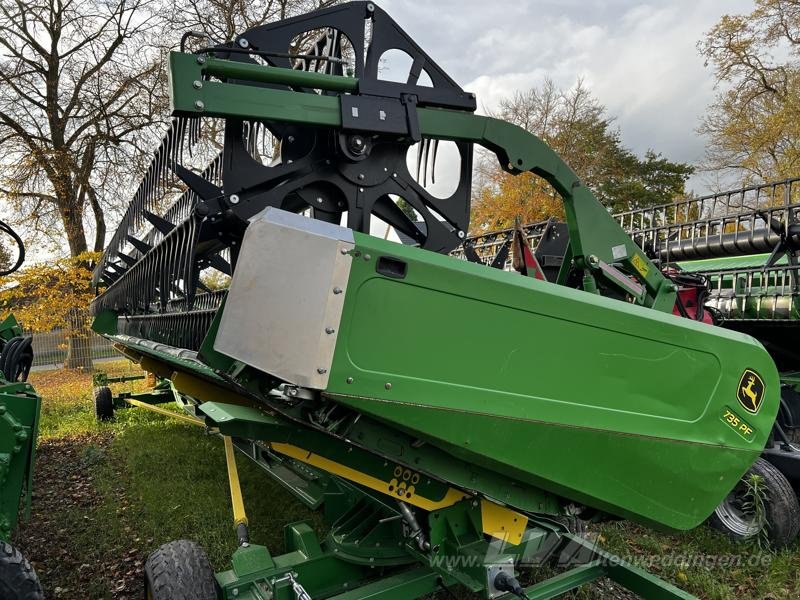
(169, 51), (675, 311)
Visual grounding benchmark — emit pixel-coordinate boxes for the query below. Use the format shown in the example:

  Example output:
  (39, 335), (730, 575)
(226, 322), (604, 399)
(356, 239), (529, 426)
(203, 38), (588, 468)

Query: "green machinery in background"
(472, 177), (800, 548)
(0, 216), (43, 599)
(87, 3), (783, 598)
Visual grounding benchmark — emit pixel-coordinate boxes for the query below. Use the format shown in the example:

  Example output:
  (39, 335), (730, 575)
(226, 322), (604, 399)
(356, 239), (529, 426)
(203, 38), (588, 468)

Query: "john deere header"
(88, 3), (777, 599)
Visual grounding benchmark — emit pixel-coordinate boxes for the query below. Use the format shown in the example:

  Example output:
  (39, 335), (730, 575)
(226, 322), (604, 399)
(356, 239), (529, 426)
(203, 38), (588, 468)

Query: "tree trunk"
(57, 198), (94, 369)
(60, 199), (88, 258)
(64, 331), (93, 370)
(63, 307), (93, 370)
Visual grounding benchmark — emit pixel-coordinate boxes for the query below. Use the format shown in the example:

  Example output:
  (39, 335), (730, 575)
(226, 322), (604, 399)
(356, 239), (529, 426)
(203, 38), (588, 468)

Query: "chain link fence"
(22, 309), (117, 370)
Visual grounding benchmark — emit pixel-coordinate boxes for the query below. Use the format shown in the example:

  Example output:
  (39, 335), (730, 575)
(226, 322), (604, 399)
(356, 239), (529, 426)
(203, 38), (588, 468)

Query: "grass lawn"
(14, 361), (319, 599)
(10, 360), (800, 599)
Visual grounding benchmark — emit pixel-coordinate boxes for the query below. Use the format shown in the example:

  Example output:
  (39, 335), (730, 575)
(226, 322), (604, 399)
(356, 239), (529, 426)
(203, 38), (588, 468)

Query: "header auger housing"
(89, 3), (779, 598)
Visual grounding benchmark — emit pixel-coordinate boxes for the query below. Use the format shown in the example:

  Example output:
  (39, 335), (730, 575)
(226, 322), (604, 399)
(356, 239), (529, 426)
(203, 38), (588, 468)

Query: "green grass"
(17, 361), (320, 598)
(15, 361), (800, 599)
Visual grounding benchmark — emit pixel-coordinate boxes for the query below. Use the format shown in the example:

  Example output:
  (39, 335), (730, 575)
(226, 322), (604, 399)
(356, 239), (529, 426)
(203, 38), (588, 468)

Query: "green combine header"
(85, 2), (783, 598)
(469, 176), (800, 549)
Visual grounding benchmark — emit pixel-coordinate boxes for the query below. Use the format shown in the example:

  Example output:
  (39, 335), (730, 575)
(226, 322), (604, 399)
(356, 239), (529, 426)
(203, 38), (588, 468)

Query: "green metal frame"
(0, 315), (41, 542)
(169, 52), (676, 312)
(92, 371), (147, 388)
(109, 385), (697, 600)
(90, 345), (697, 599)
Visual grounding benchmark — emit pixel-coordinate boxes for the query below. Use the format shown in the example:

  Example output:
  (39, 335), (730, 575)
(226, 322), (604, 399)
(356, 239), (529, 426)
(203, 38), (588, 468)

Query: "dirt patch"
(12, 432), (148, 600)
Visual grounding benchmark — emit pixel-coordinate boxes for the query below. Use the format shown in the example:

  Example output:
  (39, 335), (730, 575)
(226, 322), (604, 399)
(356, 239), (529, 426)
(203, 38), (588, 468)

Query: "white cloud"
(380, 0), (754, 194)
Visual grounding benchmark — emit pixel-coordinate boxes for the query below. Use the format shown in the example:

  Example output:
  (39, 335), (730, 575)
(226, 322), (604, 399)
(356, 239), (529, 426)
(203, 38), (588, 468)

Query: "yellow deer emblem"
(737, 370), (764, 414)
(741, 377), (758, 411)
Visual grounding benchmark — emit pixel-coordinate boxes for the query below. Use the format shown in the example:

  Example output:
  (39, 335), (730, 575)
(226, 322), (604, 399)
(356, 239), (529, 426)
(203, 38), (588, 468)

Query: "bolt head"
(229, 194), (240, 204)
(316, 197), (323, 204)
(333, 287), (342, 294)
(196, 55), (206, 64)
(192, 80), (203, 89)
(458, 230), (465, 239)
(385, 382), (392, 390)
(237, 38), (250, 49)
(194, 100), (205, 111)
(325, 327), (335, 334)
(346, 377), (354, 384)
(348, 135), (368, 156)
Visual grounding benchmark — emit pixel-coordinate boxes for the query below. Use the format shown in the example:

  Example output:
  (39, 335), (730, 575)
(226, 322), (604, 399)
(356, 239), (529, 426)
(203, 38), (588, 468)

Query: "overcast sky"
(381, 0), (754, 195)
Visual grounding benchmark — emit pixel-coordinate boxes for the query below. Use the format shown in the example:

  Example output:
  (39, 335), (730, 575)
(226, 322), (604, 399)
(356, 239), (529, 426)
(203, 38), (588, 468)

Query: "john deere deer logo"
(737, 369), (765, 414)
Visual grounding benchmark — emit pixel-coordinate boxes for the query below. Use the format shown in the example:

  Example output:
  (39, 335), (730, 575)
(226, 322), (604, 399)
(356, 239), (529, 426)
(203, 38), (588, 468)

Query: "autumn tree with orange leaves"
(0, 252), (99, 369)
(471, 79), (693, 233)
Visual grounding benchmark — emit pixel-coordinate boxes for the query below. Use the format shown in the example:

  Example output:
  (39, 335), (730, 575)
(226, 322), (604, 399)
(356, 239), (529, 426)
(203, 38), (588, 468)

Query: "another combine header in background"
(464, 176), (800, 549)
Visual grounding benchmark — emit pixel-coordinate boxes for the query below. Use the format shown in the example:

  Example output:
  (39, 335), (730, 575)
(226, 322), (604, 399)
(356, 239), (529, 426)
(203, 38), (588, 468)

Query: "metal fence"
(22, 310), (117, 370)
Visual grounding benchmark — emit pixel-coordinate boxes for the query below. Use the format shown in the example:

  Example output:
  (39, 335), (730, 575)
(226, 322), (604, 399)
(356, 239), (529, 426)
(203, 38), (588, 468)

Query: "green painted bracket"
(0, 379), (40, 541)
(168, 52), (675, 311)
(0, 315), (22, 343)
(198, 402), (292, 441)
(554, 533), (697, 600)
(91, 309), (118, 335)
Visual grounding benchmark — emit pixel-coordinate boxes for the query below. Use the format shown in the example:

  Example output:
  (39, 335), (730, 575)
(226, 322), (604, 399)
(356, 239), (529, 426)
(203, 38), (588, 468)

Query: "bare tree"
(0, 0), (167, 366)
(0, 0), (168, 257)
(178, 0), (343, 44)
(0, 0), (342, 367)
(698, 0), (800, 183)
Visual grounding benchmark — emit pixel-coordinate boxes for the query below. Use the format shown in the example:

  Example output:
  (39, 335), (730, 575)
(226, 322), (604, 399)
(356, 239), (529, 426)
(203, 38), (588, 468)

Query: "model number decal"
(721, 407), (755, 442)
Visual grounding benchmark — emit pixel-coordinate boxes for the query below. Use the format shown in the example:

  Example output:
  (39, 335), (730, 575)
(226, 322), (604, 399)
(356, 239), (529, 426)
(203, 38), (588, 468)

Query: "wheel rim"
(714, 481), (764, 537)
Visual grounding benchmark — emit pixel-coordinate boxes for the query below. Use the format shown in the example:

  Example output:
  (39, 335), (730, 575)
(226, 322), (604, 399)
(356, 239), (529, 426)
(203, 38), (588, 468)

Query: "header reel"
(92, 1), (475, 323)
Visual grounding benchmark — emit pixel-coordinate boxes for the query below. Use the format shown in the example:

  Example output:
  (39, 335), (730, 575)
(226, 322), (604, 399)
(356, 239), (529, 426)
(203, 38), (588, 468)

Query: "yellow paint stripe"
(171, 371), (252, 407)
(224, 436), (248, 527)
(271, 442), (467, 511)
(124, 398), (205, 427)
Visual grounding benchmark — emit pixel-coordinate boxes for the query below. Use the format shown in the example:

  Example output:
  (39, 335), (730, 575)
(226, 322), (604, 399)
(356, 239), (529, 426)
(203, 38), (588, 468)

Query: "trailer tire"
(0, 542), (44, 600)
(144, 540), (217, 600)
(93, 386), (113, 421)
(709, 458), (800, 548)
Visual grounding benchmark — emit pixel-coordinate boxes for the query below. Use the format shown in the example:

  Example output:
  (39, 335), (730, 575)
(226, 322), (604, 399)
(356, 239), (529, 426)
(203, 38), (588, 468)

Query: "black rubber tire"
(0, 541), (44, 600)
(708, 458), (800, 548)
(144, 540), (217, 600)
(93, 385), (114, 421)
